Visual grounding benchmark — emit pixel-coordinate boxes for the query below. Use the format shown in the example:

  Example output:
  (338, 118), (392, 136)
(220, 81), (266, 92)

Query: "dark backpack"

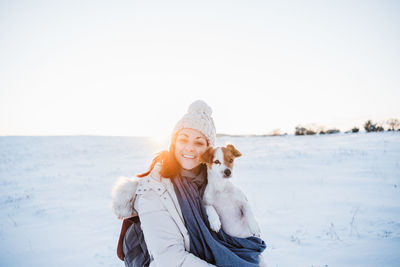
(117, 216), (151, 267)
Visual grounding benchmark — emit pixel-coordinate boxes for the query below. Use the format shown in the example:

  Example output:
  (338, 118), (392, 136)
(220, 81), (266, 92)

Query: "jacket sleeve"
(137, 190), (215, 267)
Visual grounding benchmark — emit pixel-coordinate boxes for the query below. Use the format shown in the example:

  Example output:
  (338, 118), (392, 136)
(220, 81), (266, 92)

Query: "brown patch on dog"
(221, 144), (242, 168)
(200, 147), (215, 169)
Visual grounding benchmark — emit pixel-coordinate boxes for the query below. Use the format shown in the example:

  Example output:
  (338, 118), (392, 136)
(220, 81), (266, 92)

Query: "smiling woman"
(138, 100), (216, 179)
(114, 100), (266, 267)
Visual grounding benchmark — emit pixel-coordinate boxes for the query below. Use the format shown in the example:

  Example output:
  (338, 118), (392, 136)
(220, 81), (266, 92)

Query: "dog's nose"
(224, 169), (231, 177)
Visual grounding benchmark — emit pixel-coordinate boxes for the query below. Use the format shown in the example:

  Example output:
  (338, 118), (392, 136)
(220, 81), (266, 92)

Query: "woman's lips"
(182, 154), (195, 159)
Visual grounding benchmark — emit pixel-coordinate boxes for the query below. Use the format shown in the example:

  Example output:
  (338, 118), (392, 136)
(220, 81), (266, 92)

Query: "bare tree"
(387, 118), (400, 131)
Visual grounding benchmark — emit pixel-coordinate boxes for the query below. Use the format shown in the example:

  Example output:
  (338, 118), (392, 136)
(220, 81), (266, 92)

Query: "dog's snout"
(224, 169), (231, 177)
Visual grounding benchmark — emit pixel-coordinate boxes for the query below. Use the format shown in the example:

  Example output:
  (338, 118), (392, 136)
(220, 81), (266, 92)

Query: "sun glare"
(150, 133), (169, 147)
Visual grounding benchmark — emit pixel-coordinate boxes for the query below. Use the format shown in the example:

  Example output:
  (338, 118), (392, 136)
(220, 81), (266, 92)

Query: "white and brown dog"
(200, 144), (261, 238)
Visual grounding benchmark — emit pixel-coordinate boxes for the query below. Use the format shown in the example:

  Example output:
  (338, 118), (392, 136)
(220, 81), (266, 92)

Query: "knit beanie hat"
(172, 100), (216, 146)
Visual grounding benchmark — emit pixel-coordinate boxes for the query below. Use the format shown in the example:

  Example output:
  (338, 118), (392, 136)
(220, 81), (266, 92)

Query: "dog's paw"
(205, 205), (222, 232)
(209, 217), (222, 232)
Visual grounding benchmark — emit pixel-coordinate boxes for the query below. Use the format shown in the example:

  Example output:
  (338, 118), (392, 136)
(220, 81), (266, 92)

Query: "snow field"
(1, 133), (399, 266)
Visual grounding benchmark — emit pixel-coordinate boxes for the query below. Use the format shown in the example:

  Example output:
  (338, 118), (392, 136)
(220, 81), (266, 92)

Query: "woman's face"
(174, 128), (208, 171)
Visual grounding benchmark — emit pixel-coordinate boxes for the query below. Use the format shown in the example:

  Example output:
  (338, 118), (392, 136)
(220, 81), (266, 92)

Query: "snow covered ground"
(1, 132), (399, 267)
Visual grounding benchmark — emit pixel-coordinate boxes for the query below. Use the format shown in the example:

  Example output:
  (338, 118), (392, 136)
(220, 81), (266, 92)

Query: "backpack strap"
(116, 192), (139, 261)
(117, 216), (136, 261)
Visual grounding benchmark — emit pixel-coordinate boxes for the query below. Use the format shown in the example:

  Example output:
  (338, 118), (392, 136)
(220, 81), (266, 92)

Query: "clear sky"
(1, 0), (399, 138)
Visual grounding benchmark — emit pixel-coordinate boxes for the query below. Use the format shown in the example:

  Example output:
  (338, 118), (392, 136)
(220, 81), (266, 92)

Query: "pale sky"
(1, 0), (399, 138)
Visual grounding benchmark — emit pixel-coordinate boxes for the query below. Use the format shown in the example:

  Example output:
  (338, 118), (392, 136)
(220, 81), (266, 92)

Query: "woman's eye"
(214, 160), (221, 164)
(229, 159), (233, 163)
(195, 141), (206, 146)
(178, 138), (188, 143)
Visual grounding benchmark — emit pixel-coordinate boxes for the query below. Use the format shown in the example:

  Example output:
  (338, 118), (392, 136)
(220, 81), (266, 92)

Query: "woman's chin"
(177, 158), (192, 168)
(181, 164), (197, 171)
(180, 161), (200, 171)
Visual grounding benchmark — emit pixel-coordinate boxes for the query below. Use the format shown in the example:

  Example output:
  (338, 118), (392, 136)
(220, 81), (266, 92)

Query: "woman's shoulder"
(135, 165), (172, 214)
(111, 163), (169, 219)
(145, 163), (175, 189)
(137, 163), (174, 198)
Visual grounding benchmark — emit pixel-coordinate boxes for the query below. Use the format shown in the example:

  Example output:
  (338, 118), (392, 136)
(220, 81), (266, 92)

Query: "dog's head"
(200, 144), (242, 178)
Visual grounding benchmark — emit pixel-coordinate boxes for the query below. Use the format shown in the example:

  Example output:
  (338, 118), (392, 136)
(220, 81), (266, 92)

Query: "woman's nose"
(184, 142), (195, 152)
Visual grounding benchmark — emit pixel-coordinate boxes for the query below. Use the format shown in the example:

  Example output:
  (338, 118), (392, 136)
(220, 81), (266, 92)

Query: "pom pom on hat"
(172, 100), (216, 146)
(188, 100), (212, 117)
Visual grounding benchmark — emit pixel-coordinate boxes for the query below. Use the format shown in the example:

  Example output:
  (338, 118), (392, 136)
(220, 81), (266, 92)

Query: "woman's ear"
(227, 144), (242, 158)
(200, 147), (214, 164)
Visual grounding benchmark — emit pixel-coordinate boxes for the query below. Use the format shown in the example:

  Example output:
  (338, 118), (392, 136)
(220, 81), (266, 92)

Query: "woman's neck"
(181, 164), (203, 177)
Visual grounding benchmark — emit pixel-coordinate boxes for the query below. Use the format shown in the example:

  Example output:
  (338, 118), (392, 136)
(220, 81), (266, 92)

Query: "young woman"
(114, 100), (265, 267)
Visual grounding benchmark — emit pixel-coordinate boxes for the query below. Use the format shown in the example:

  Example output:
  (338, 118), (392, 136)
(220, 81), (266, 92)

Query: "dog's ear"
(200, 147), (214, 164)
(227, 144), (242, 158)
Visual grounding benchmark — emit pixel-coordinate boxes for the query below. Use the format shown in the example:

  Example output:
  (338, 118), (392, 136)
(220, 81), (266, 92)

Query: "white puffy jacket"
(112, 165), (215, 267)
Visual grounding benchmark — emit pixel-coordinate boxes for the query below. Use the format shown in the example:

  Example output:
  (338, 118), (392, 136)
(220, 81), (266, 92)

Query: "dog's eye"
(229, 159), (233, 163)
(214, 160), (221, 164)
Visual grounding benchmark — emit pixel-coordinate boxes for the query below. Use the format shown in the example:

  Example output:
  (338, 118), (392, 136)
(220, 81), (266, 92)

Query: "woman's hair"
(137, 133), (181, 178)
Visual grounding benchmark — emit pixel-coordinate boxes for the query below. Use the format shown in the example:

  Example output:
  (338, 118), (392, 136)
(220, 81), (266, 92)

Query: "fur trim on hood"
(111, 177), (139, 219)
(111, 164), (163, 219)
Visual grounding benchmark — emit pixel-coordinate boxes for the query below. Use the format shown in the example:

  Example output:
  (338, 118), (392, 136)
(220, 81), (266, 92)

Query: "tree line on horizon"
(266, 118), (400, 136)
(216, 118), (400, 137)
(291, 118), (400, 136)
